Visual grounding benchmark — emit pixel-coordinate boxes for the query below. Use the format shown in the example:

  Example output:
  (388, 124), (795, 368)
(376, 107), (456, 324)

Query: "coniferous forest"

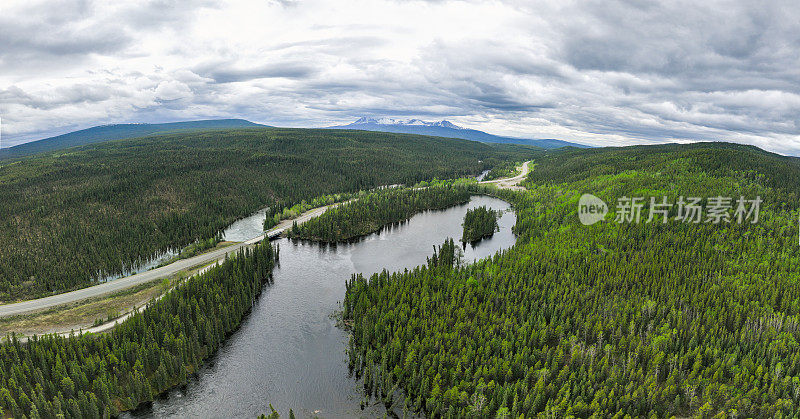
(481, 160), (521, 181)
(286, 186), (471, 242)
(461, 205), (500, 243)
(3, 138), (800, 418)
(0, 241), (277, 417)
(344, 142), (800, 418)
(4, 1), (796, 417)
(0, 128), (534, 300)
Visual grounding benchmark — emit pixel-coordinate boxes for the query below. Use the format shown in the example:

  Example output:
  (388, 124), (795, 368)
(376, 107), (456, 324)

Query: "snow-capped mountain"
(351, 117), (464, 129)
(328, 117), (589, 149)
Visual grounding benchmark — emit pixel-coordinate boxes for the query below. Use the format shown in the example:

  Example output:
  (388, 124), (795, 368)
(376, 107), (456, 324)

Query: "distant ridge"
(328, 117), (589, 149)
(0, 119), (266, 160)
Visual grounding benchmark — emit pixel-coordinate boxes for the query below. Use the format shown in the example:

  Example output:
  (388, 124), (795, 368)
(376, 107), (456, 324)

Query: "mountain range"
(0, 119), (265, 160)
(328, 117), (589, 149)
(1, 116), (588, 161)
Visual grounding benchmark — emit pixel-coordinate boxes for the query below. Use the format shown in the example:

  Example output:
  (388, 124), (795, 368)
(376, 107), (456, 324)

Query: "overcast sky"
(1, 0), (799, 153)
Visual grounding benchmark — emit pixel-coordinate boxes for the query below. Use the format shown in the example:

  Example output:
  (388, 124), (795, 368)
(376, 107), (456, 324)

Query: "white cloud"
(0, 0), (798, 153)
(154, 80), (192, 101)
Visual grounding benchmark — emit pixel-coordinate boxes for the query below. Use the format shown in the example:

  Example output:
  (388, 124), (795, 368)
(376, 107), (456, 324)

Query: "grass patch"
(0, 262), (211, 337)
(154, 240), (236, 268)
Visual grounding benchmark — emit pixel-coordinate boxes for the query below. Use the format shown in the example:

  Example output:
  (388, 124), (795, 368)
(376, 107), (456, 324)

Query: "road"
(0, 204), (334, 317)
(479, 161), (530, 190)
(0, 164), (531, 318)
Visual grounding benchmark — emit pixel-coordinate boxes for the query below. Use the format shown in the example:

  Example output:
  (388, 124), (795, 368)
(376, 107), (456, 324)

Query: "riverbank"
(0, 199), (344, 318)
(287, 186), (471, 243)
(0, 163), (530, 334)
(0, 242), (280, 418)
(129, 195), (517, 418)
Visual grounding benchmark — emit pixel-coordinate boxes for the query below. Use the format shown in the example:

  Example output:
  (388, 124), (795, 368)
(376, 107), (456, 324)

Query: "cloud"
(0, 1), (130, 71)
(0, 0), (798, 154)
(197, 62), (318, 83)
(154, 80), (192, 101)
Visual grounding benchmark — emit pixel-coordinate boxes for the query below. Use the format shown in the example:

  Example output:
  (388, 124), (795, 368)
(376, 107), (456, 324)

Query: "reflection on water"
(222, 207), (268, 242)
(129, 196), (516, 419)
(102, 205), (271, 283)
(97, 249), (178, 283)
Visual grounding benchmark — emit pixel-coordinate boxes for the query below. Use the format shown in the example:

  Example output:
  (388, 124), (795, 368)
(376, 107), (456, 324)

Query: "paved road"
(480, 161), (531, 190)
(0, 164), (530, 319)
(0, 204), (334, 317)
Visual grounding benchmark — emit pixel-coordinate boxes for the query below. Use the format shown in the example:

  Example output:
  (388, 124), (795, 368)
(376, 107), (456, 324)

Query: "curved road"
(0, 205), (332, 317)
(0, 163), (531, 318)
(480, 160), (530, 190)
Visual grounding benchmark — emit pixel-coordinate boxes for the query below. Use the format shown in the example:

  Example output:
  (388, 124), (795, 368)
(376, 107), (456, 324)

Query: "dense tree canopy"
(0, 241), (277, 417)
(5, 139), (797, 418)
(0, 128), (534, 300)
(344, 143), (800, 418)
(461, 205), (500, 243)
(481, 161), (521, 181)
(287, 186), (471, 242)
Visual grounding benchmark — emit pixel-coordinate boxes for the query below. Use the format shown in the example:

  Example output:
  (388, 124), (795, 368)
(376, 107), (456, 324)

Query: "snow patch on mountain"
(328, 116), (589, 149)
(350, 117), (465, 129)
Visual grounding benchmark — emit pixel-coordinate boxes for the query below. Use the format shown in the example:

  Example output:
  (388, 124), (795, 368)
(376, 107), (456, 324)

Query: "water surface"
(131, 196), (515, 418)
(222, 207), (269, 242)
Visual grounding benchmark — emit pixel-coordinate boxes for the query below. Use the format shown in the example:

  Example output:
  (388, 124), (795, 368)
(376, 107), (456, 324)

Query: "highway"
(479, 160), (530, 190)
(0, 204), (333, 317)
(0, 163), (531, 318)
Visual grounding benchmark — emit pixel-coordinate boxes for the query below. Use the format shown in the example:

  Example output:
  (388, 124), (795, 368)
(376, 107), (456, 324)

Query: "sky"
(1, 0), (799, 153)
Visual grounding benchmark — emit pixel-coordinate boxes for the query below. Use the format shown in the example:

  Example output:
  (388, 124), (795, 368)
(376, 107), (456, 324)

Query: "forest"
(263, 191), (356, 230)
(0, 241), (277, 417)
(344, 142), (800, 418)
(0, 127), (535, 300)
(155, 233), (223, 268)
(461, 205), (500, 243)
(4, 136), (798, 417)
(286, 186), (471, 242)
(481, 160), (521, 181)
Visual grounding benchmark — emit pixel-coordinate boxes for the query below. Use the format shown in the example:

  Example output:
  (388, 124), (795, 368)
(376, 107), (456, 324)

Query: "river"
(128, 195), (516, 418)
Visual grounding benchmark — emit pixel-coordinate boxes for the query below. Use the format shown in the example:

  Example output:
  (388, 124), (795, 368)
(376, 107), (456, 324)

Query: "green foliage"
(0, 241), (277, 417)
(528, 141), (800, 200)
(461, 205), (500, 243)
(344, 143), (800, 418)
(0, 127), (534, 300)
(264, 192), (356, 231)
(177, 236), (221, 259)
(482, 161), (520, 181)
(155, 233), (222, 268)
(287, 186), (471, 242)
(259, 404), (281, 419)
(258, 406), (300, 419)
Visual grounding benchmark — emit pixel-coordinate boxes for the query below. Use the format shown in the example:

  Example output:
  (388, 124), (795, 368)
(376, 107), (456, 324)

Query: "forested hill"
(0, 127), (536, 300)
(344, 141), (800, 418)
(0, 119), (266, 161)
(531, 141), (800, 195)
